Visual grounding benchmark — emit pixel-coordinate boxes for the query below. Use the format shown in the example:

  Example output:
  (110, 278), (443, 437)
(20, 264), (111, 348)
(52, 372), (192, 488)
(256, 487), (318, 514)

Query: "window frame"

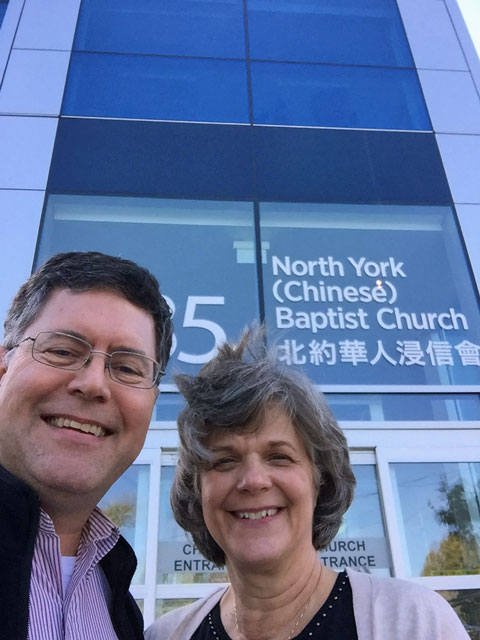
(376, 446), (480, 590)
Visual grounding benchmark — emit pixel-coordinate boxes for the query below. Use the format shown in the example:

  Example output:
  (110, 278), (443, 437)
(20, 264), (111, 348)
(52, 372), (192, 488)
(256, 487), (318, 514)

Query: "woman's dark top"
(191, 570), (358, 639)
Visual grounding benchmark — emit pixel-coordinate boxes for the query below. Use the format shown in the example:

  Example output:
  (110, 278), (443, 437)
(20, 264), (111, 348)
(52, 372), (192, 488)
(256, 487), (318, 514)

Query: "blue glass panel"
(381, 393), (480, 420)
(48, 120), (451, 205)
(63, 52), (249, 122)
(248, 0), (413, 67)
(326, 394), (480, 421)
(49, 118), (451, 204)
(49, 120), (255, 200)
(157, 392), (480, 422)
(74, 0), (245, 59)
(0, 3), (7, 28)
(251, 61), (430, 130)
(252, 128), (450, 204)
(154, 394), (186, 421)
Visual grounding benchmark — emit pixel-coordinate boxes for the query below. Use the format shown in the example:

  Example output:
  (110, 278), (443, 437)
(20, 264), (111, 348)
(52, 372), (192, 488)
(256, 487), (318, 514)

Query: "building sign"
(261, 204), (480, 386)
(161, 205), (480, 387)
(319, 538), (389, 571)
(157, 537), (390, 575)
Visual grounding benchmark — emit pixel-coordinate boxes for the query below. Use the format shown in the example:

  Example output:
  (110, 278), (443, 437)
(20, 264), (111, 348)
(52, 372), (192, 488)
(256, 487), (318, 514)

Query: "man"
(0, 251), (172, 639)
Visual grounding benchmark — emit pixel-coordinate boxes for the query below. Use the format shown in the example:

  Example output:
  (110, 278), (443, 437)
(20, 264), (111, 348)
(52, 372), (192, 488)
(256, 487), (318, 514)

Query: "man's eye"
(50, 348), (74, 356)
(111, 355), (149, 379)
(45, 347), (79, 359)
(114, 364), (140, 375)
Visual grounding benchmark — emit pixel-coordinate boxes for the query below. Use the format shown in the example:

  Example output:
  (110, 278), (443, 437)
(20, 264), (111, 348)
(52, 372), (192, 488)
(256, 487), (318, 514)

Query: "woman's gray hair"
(171, 328), (356, 566)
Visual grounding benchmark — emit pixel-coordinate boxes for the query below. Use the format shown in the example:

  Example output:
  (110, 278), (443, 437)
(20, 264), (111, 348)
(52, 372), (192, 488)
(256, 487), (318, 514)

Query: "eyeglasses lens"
(31, 332), (157, 388)
(32, 332), (89, 369)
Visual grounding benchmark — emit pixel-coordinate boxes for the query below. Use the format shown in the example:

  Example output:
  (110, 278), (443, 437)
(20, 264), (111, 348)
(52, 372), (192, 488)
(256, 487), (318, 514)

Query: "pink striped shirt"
(28, 507), (121, 639)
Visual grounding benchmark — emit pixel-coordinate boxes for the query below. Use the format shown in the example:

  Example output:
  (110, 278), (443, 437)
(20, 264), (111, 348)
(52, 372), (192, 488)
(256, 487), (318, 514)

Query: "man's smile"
(44, 415), (111, 438)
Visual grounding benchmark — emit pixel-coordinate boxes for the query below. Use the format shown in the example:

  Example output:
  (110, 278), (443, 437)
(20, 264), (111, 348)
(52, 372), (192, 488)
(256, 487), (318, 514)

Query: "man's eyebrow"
(48, 329), (148, 356)
(50, 329), (88, 341)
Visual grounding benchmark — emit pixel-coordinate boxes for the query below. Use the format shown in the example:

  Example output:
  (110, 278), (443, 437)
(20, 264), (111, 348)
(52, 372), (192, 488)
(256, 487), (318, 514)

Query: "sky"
(458, 0), (480, 57)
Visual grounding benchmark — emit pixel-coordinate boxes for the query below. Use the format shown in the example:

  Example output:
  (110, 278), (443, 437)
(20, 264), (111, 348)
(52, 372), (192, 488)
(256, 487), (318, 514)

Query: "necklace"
(232, 563), (323, 640)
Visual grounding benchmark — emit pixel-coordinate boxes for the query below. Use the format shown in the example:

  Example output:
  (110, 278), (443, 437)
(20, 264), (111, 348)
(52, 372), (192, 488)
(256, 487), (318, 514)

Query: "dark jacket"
(0, 464), (143, 639)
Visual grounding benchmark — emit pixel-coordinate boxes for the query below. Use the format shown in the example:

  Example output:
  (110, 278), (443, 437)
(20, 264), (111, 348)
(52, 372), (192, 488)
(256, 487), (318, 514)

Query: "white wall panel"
(419, 69), (480, 134)
(445, 0), (480, 95)
(397, 0), (467, 70)
(0, 116), (57, 189)
(436, 133), (480, 203)
(13, 0), (81, 51)
(456, 203), (480, 293)
(0, 189), (44, 342)
(0, 0), (24, 82)
(0, 49), (70, 115)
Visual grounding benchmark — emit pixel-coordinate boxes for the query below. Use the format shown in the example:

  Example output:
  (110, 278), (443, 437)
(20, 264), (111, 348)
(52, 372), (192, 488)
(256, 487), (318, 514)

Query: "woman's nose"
(236, 457), (272, 492)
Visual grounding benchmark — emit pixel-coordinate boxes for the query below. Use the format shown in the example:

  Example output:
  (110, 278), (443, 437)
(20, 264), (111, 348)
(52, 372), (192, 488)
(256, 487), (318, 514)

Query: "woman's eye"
(212, 457), (236, 470)
(270, 453), (293, 464)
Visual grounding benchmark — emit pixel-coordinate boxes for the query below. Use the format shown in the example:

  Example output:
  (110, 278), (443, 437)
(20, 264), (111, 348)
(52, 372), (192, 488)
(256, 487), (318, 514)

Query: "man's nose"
(66, 353), (112, 401)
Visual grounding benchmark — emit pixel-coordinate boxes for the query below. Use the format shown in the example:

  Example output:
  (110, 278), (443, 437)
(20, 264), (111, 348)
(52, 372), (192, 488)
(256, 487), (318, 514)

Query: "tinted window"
(74, 0), (245, 58)
(251, 61), (430, 130)
(63, 53), (249, 122)
(248, 0), (413, 67)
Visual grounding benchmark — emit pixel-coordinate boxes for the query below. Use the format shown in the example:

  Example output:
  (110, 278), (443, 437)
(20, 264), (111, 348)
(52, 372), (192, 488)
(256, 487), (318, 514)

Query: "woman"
(146, 330), (468, 640)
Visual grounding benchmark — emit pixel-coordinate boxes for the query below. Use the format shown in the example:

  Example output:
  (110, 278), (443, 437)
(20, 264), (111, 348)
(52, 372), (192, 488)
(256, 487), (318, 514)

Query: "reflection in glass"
(157, 465), (228, 584)
(437, 589), (480, 640)
(98, 465), (149, 584)
(322, 465), (390, 576)
(391, 462), (480, 577)
(156, 599), (196, 618)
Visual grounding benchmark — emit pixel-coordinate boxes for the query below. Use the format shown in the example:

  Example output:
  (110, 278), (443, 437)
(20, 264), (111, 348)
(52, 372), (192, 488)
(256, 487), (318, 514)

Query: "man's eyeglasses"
(9, 331), (164, 389)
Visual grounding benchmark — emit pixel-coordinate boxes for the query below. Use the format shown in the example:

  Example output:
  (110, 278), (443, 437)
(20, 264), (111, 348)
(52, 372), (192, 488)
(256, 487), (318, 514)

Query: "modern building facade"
(0, 0), (479, 634)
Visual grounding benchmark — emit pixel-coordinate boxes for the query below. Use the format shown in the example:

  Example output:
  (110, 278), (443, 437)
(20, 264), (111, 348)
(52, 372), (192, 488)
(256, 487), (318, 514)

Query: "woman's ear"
(0, 346), (8, 382)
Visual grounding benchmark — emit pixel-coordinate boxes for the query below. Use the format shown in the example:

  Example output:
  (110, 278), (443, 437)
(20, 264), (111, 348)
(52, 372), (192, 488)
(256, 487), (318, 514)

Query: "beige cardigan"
(145, 569), (469, 640)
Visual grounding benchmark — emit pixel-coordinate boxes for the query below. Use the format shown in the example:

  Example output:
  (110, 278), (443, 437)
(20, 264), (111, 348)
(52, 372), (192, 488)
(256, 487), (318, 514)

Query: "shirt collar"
(38, 506), (120, 547)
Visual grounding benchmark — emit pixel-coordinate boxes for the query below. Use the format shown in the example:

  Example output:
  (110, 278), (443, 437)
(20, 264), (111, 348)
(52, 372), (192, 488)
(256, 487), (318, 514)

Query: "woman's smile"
(235, 507), (279, 520)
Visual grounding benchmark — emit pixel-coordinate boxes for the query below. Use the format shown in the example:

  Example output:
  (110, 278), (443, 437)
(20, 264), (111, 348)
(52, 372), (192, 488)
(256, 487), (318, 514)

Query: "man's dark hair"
(3, 251), (173, 371)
